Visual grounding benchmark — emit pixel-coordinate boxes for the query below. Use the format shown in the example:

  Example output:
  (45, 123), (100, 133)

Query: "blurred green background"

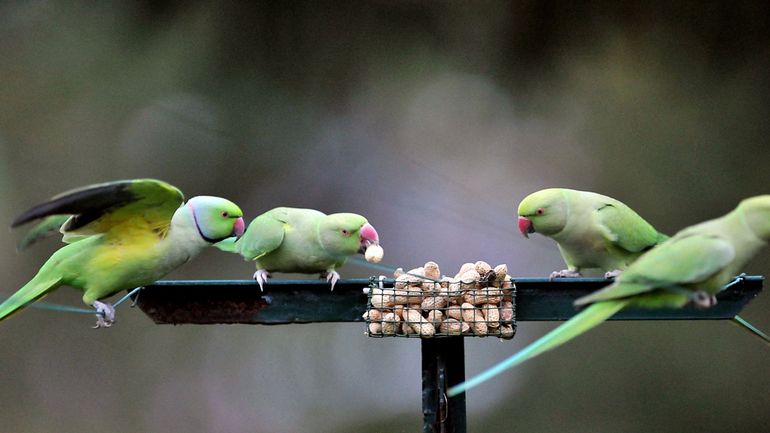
(1, 1), (769, 432)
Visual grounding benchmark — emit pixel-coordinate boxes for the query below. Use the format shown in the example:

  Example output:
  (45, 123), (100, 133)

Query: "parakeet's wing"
(596, 203), (665, 252)
(575, 234), (735, 305)
(16, 215), (72, 250)
(235, 209), (288, 260)
(12, 179), (184, 240)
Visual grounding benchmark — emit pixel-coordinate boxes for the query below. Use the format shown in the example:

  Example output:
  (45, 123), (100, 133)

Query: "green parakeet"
(216, 207), (381, 291)
(2, 179), (245, 327)
(517, 188), (668, 278)
(449, 195), (770, 396)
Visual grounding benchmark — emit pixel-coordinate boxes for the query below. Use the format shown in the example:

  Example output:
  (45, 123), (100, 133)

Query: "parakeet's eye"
(341, 229), (350, 236)
(536, 208), (545, 215)
(221, 211), (229, 218)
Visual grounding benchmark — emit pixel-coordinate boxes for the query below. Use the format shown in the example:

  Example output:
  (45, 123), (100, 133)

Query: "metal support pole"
(422, 338), (466, 433)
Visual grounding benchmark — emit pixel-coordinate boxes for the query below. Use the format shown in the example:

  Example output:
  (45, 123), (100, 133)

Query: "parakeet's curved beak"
(233, 217), (245, 237)
(518, 216), (535, 238)
(358, 222), (379, 253)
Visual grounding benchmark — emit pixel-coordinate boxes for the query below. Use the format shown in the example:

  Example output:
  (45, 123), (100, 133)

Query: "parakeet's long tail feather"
(732, 315), (770, 346)
(0, 275), (63, 322)
(447, 299), (630, 397)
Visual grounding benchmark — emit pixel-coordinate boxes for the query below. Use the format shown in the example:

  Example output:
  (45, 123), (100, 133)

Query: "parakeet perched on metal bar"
(2, 179), (245, 328)
(216, 207), (381, 291)
(450, 195), (770, 396)
(517, 188), (668, 278)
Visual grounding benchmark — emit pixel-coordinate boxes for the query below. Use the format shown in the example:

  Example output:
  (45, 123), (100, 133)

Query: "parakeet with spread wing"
(216, 207), (381, 291)
(2, 179), (245, 327)
(449, 195), (770, 396)
(517, 188), (668, 278)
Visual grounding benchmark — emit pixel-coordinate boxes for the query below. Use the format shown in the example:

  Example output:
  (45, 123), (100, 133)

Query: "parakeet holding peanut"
(216, 207), (382, 290)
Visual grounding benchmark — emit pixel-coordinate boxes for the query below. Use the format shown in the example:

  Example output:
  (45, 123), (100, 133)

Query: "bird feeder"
(133, 275), (763, 433)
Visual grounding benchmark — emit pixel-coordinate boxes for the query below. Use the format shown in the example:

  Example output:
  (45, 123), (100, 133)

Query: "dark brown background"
(1, 2), (768, 432)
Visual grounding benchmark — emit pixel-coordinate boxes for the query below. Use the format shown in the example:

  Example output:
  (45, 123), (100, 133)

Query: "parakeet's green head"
(186, 196), (245, 243)
(738, 195), (770, 240)
(318, 213), (379, 257)
(517, 188), (569, 238)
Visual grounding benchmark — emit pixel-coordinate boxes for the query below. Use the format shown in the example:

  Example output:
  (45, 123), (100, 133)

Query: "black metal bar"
(422, 338), (466, 433)
(130, 276), (764, 433)
(135, 276), (764, 324)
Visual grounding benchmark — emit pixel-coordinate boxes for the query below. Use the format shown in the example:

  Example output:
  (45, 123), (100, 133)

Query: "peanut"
(368, 322), (382, 335)
(381, 312), (400, 335)
(421, 281), (440, 293)
(445, 304), (464, 321)
(393, 289), (422, 305)
(403, 308), (435, 337)
(406, 267), (425, 281)
(494, 264), (508, 282)
(401, 322), (415, 335)
(364, 244), (384, 263)
(499, 324), (516, 340)
(423, 261), (441, 280)
(462, 290), (502, 306)
(500, 301), (514, 323)
(454, 262), (475, 278)
(474, 260), (492, 276)
(426, 310), (444, 325)
(363, 309), (383, 321)
(439, 318), (464, 335)
(370, 294), (395, 308)
(446, 281), (464, 301)
(421, 294), (448, 310)
(461, 302), (488, 335)
(393, 305), (405, 319)
(459, 270), (480, 290)
(481, 304), (500, 328)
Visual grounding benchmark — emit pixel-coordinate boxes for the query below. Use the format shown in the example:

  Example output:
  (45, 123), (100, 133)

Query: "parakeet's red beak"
(518, 216), (535, 238)
(359, 222), (379, 253)
(233, 217), (245, 237)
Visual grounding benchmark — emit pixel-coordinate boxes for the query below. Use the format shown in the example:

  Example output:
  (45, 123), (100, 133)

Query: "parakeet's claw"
(323, 270), (340, 291)
(549, 269), (582, 279)
(92, 301), (115, 328)
(604, 269), (623, 279)
(253, 269), (271, 292)
(690, 291), (718, 309)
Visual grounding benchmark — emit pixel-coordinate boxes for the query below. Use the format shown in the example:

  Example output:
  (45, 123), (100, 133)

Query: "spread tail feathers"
(732, 315), (770, 346)
(0, 275), (63, 322)
(448, 299), (629, 396)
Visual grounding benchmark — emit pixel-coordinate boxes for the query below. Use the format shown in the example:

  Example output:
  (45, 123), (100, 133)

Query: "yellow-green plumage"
(2, 179), (244, 327)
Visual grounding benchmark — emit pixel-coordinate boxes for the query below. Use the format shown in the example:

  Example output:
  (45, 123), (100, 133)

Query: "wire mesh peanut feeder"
(364, 269), (517, 339)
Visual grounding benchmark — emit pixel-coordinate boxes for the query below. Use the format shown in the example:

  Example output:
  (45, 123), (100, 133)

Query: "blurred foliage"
(1, 1), (769, 432)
